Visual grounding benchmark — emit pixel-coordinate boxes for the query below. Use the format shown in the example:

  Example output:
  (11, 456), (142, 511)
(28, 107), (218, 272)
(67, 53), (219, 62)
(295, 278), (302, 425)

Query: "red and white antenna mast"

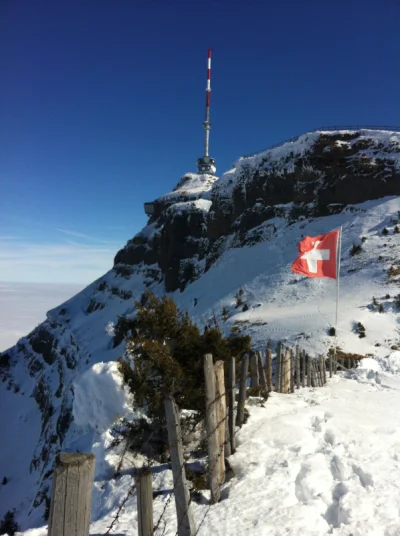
(197, 48), (216, 175)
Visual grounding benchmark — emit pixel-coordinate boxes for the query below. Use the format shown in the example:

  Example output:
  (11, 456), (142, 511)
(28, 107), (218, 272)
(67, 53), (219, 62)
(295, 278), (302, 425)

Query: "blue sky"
(1, 0), (399, 284)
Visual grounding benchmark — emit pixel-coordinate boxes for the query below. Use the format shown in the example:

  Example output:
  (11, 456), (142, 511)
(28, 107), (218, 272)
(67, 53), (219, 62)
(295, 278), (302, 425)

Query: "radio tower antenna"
(197, 48), (216, 175)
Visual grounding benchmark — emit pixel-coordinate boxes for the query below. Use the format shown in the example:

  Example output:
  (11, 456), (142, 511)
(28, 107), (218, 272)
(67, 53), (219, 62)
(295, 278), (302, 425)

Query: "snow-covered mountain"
(1, 129), (399, 532)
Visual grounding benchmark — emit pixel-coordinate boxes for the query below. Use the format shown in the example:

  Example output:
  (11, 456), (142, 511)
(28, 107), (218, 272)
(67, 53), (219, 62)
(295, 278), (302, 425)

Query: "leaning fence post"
(249, 351), (259, 388)
(164, 396), (196, 534)
(307, 355), (311, 387)
(228, 356), (236, 454)
(136, 467), (153, 536)
(214, 360), (226, 484)
(203, 354), (221, 504)
(236, 354), (249, 427)
(47, 453), (95, 536)
(266, 349), (273, 392)
(258, 351), (267, 388)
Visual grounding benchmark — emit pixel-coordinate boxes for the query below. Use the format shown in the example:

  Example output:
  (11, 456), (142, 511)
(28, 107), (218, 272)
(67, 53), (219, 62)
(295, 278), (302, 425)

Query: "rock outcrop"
(114, 129), (400, 291)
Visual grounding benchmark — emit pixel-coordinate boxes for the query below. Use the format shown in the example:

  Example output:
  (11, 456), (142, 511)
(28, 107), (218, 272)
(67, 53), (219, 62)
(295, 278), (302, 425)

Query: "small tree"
(119, 291), (251, 423)
(378, 304), (384, 313)
(394, 225), (400, 234)
(382, 227), (389, 236)
(372, 297), (378, 307)
(222, 306), (229, 322)
(0, 510), (19, 536)
(394, 294), (400, 309)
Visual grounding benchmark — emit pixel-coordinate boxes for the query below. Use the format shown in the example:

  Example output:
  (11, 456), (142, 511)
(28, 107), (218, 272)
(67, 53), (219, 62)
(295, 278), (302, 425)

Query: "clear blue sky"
(1, 0), (398, 284)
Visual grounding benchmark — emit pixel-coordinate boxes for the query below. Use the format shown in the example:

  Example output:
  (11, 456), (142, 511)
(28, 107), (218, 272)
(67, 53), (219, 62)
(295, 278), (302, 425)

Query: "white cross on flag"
(291, 230), (339, 279)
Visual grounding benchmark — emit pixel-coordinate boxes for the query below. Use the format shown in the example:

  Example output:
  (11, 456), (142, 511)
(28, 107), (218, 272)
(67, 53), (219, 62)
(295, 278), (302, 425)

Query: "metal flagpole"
(333, 226), (342, 374)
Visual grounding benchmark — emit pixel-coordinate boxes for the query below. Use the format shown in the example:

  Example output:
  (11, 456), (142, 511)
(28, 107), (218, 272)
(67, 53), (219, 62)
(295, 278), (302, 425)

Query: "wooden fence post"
(295, 345), (300, 390)
(228, 357), (236, 454)
(48, 453), (95, 536)
(301, 350), (305, 388)
(214, 361), (226, 484)
(203, 354), (221, 504)
(249, 351), (259, 388)
(164, 396), (196, 534)
(282, 349), (291, 394)
(136, 467), (153, 536)
(236, 354), (249, 428)
(266, 349), (273, 392)
(329, 351), (333, 378)
(307, 355), (311, 387)
(290, 349), (295, 393)
(257, 351), (267, 388)
(275, 344), (281, 393)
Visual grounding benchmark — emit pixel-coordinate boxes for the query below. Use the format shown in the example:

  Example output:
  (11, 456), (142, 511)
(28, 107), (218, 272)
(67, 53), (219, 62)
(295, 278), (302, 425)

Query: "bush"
(0, 510), (19, 536)
(394, 225), (400, 234)
(361, 236), (367, 242)
(222, 307), (229, 322)
(378, 304), (384, 313)
(382, 227), (389, 236)
(235, 288), (245, 308)
(350, 244), (362, 256)
(119, 291), (251, 422)
(328, 327), (336, 336)
(385, 294), (391, 299)
(372, 296), (378, 307)
(394, 294), (400, 309)
(242, 303), (249, 312)
(356, 322), (366, 338)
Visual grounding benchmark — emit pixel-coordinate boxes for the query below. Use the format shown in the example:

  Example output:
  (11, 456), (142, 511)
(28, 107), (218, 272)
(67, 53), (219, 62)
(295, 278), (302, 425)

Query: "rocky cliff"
(114, 129), (400, 291)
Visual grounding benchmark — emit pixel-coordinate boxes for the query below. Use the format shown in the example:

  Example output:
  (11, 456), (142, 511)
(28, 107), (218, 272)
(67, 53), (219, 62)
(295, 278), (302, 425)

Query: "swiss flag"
(291, 230), (339, 279)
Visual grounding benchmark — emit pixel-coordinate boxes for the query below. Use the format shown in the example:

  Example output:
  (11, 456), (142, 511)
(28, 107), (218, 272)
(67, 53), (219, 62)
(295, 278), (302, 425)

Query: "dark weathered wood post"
(136, 467), (153, 536)
(203, 354), (221, 504)
(257, 351), (267, 388)
(164, 396), (196, 534)
(249, 351), (259, 388)
(329, 351), (333, 378)
(295, 345), (300, 390)
(301, 350), (305, 388)
(228, 357), (236, 454)
(290, 349), (295, 393)
(307, 355), (311, 387)
(266, 349), (273, 392)
(214, 360), (226, 484)
(48, 453), (95, 536)
(275, 344), (281, 393)
(236, 354), (249, 427)
(347, 356), (351, 369)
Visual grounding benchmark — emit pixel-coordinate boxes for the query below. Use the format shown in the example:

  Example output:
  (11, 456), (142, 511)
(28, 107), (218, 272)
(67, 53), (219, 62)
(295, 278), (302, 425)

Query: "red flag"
(291, 230), (339, 279)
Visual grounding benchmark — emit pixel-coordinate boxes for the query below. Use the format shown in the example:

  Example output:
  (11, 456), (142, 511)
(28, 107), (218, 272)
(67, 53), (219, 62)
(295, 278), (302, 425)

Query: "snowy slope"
(12, 353), (400, 536)
(1, 129), (399, 532)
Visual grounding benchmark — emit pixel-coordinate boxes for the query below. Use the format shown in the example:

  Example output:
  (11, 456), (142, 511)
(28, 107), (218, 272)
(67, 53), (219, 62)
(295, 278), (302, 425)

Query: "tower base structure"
(197, 155), (216, 175)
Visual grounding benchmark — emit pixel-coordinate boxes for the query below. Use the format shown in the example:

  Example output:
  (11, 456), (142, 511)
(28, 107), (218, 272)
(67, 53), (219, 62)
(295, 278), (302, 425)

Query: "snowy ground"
(14, 352), (400, 536)
(0, 282), (84, 351)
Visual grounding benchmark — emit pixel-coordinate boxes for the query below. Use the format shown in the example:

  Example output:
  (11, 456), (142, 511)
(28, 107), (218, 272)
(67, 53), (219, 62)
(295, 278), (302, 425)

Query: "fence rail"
(241, 125), (400, 160)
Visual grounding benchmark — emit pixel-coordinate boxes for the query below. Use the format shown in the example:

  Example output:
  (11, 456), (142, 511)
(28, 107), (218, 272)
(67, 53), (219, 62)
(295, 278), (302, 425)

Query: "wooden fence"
(46, 345), (359, 536)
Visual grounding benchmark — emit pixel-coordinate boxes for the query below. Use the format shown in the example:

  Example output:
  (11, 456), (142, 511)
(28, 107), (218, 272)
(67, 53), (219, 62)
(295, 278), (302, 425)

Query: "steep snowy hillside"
(0, 129), (399, 531)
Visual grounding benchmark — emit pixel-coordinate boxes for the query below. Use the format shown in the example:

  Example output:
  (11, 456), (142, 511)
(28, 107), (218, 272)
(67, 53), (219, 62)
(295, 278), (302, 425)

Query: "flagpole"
(333, 226), (342, 375)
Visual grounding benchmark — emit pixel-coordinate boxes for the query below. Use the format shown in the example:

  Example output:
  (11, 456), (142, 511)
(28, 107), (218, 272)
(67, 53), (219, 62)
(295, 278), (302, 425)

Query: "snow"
(158, 173), (218, 203)
(12, 353), (400, 536)
(72, 362), (134, 432)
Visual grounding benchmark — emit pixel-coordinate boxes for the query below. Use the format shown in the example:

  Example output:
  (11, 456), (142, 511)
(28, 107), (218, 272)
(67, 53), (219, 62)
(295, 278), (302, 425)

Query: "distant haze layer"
(0, 282), (84, 352)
